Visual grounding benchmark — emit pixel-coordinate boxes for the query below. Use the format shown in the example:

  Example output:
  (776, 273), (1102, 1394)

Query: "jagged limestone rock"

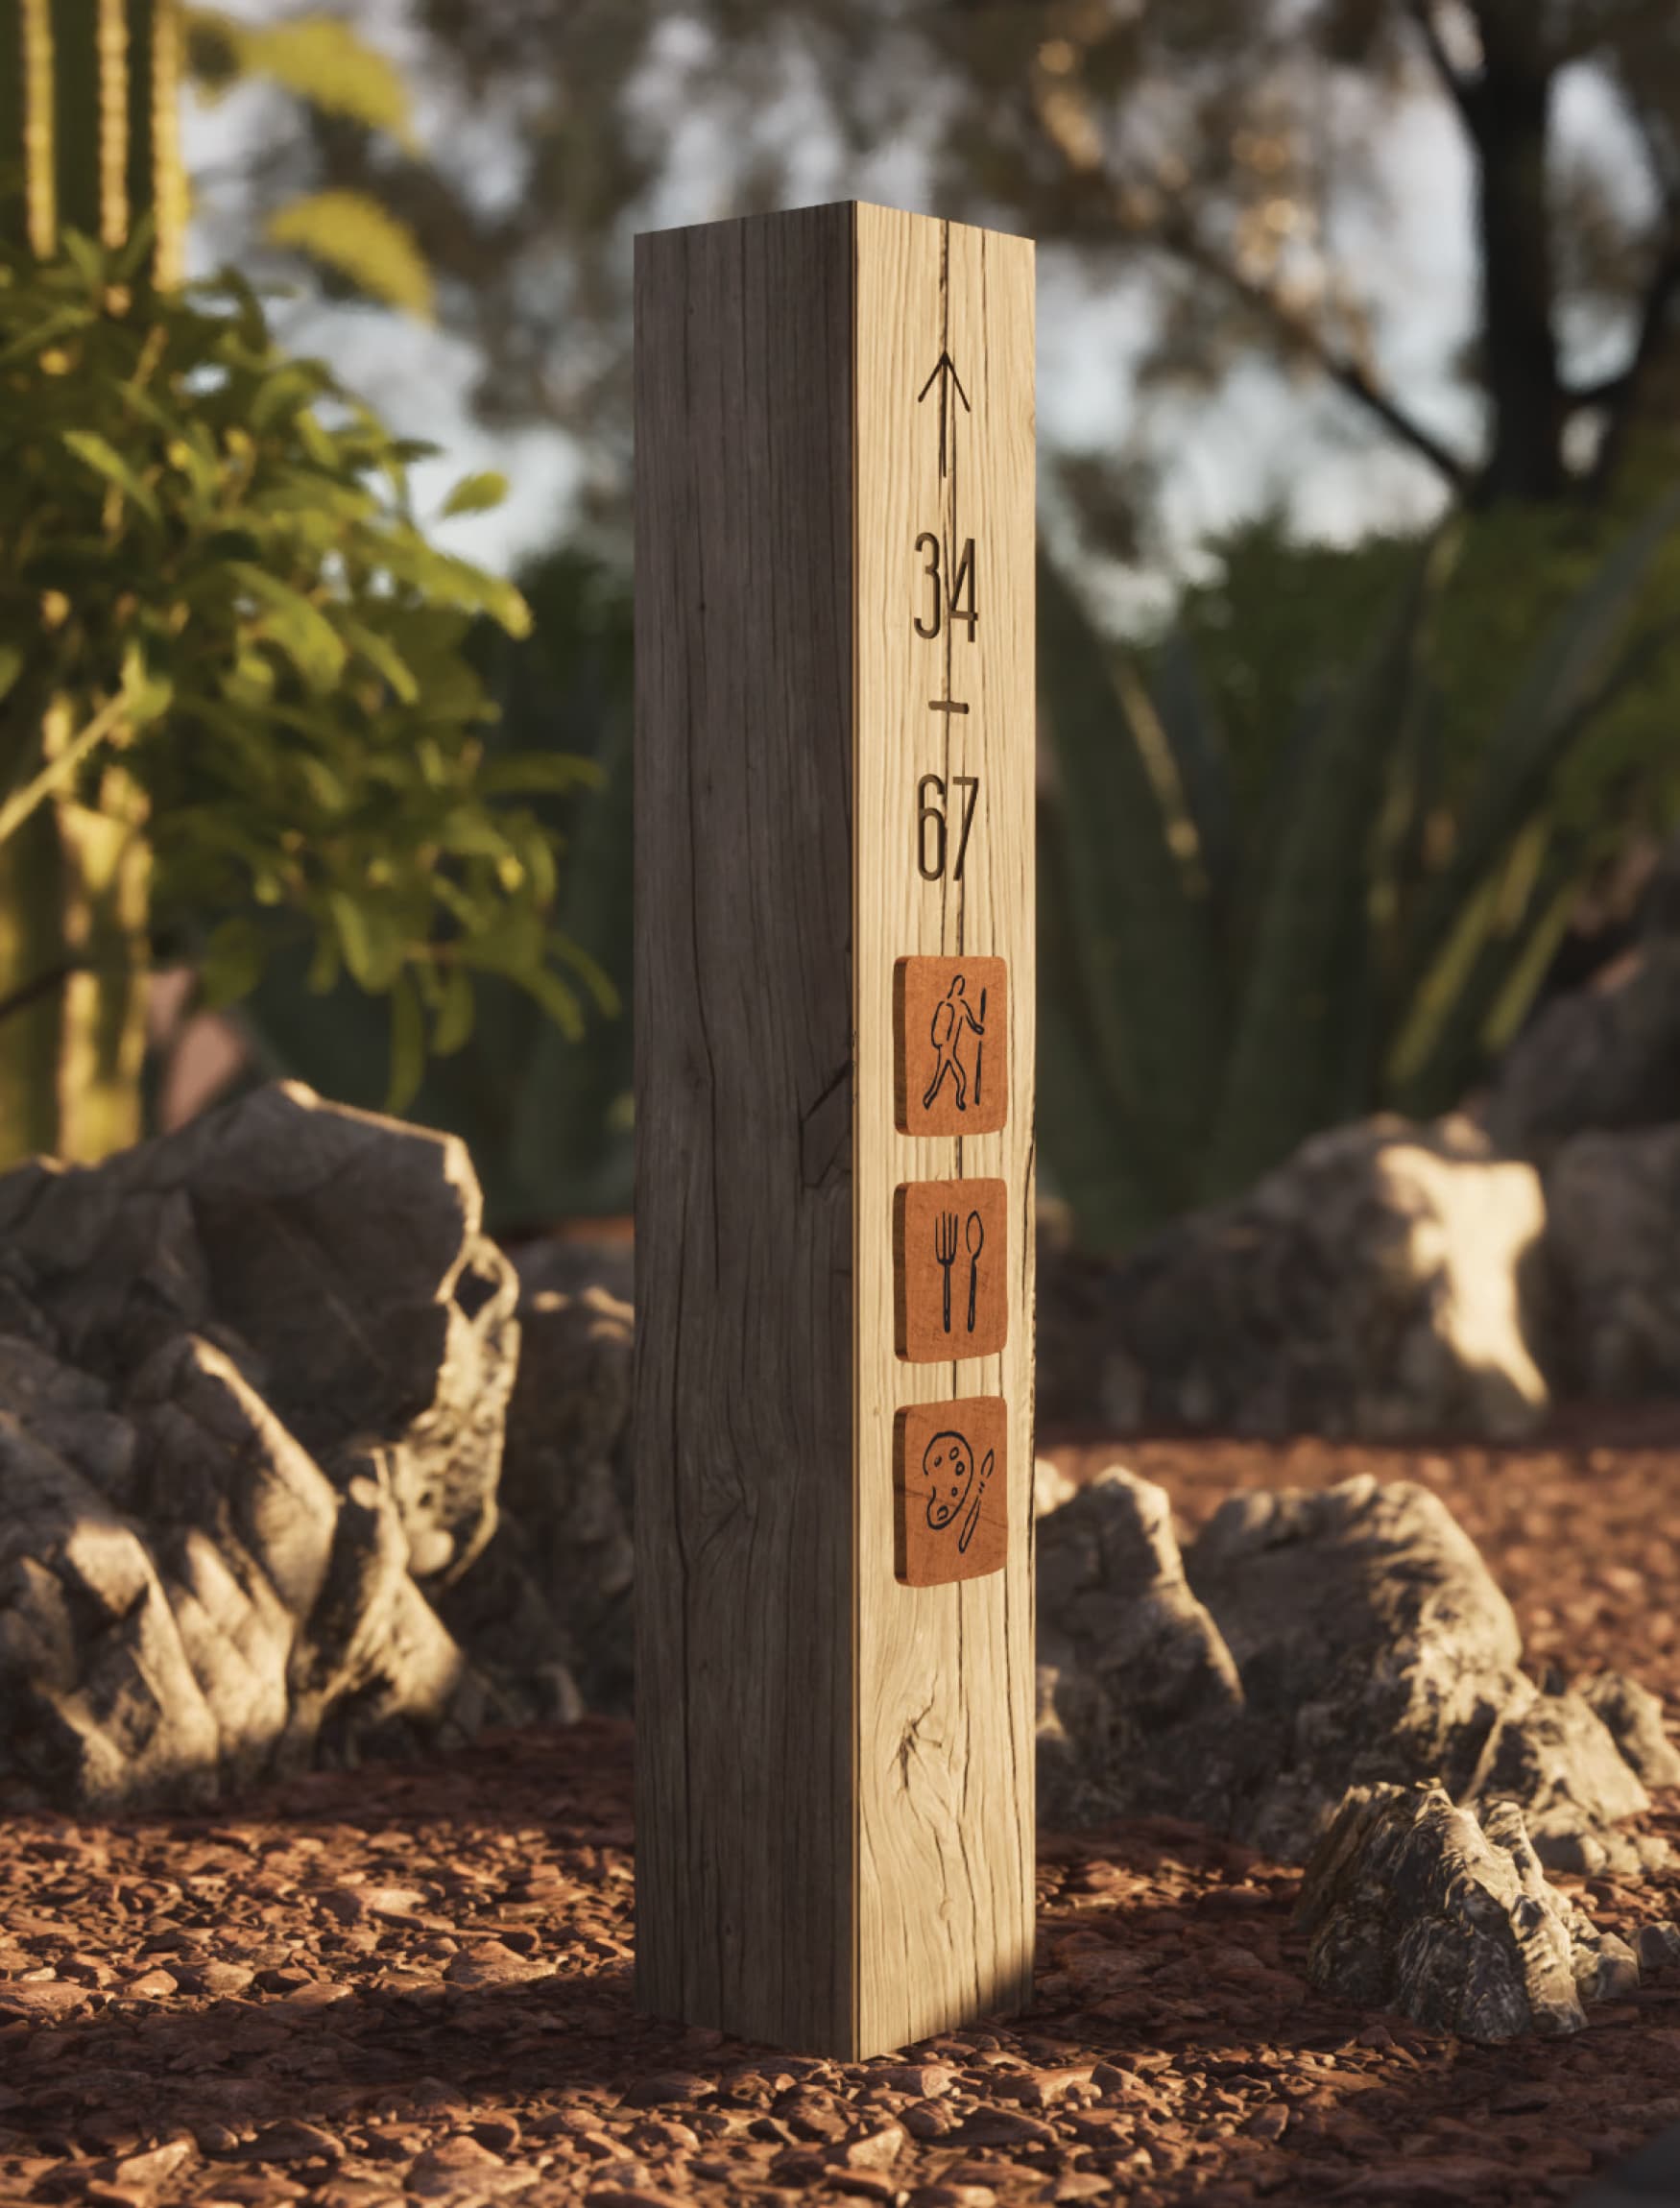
(1542, 1124), (1680, 1397)
(0, 1411), (223, 1811)
(0, 1079), (518, 1586)
(1036, 1467), (1246, 1831)
(1038, 1116), (1548, 1442)
(1478, 934), (1680, 1166)
(0, 1083), (540, 1812)
(437, 1283), (635, 1719)
(1293, 1781), (1639, 2042)
(1462, 1669), (1659, 1875)
(1637, 1922), (1680, 1973)
(1035, 1468), (1671, 1886)
(1579, 1669), (1680, 1791)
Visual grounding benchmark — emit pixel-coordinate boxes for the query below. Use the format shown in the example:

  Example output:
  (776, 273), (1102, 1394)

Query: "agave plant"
(1038, 484), (1680, 1255)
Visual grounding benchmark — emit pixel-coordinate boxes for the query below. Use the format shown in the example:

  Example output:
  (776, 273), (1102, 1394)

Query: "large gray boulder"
(1293, 1781), (1641, 2042)
(0, 1082), (546, 1812)
(1542, 1123), (1680, 1396)
(1038, 1116), (1549, 1442)
(435, 1280), (635, 1718)
(1478, 937), (1680, 1165)
(1036, 1466), (1671, 1879)
(0, 1079), (516, 1583)
(1036, 1469), (1244, 1832)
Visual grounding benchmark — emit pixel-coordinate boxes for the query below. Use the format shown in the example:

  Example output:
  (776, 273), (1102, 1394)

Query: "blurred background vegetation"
(4, 0), (1680, 1253)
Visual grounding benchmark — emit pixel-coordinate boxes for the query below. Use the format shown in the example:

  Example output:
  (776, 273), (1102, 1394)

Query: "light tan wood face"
(853, 203), (1035, 2053)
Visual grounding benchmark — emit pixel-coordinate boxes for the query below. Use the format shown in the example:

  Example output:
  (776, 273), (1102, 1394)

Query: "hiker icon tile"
(894, 956), (1007, 1136)
(894, 1178), (1008, 1362)
(894, 1395), (1008, 1586)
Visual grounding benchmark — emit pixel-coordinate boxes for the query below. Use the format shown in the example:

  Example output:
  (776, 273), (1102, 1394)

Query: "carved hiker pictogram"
(894, 954), (1008, 1136)
(923, 972), (987, 1112)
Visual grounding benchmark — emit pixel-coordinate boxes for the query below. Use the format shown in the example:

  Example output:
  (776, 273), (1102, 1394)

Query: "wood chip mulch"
(3, 1427), (1678, 2208)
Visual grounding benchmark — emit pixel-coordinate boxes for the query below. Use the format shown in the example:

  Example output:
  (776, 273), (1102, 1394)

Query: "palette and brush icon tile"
(892, 1394), (1008, 1586)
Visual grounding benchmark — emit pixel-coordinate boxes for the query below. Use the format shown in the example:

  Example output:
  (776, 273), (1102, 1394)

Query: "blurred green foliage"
(230, 546), (635, 1232)
(1039, 479), (1680, 1254)
(0, 222), (605, 1163)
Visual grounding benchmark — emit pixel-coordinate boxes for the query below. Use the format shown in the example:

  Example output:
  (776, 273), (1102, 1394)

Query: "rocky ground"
(1, 1424), (1677, 2208)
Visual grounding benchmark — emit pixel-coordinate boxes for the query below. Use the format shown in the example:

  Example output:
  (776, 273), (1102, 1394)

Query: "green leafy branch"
(0, 225), (612, 1116)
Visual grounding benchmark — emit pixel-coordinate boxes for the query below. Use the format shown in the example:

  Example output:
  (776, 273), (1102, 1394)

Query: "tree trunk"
(1468, 6), (1565, 502)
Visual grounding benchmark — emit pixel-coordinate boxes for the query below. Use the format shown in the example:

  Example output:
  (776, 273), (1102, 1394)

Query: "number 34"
(913, 535), (977, 640)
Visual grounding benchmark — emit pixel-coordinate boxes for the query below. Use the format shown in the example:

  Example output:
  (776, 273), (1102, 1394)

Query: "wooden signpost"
(633, 202), (1035, 2060)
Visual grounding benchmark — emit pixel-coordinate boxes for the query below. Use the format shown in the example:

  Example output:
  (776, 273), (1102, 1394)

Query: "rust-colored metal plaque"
(894, 1178), (1008, 1361)
(893, 1395), (1008, 1586)
(894, 956), (1008, 1137)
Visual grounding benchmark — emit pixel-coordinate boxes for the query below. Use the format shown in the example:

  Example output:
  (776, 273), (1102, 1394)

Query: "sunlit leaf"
(431, 962), (476, 1056)
(326, 888), (376, 989)
(191, 11), (419, 149)
(441, 470), (509, 519)
(227, 563), (348, 690)
(383, 969), (426, 1114)
(341, 616), (419, 704)
(58, 231), (107, 288)
(264, 193), (434, 321)
(60, 431), (160, 519)
(297, 756), (348, 814)
(120, 641), (174, 727)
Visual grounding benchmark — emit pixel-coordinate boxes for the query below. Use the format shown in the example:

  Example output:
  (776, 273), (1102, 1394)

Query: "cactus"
(1038, 485), (1680, 1254)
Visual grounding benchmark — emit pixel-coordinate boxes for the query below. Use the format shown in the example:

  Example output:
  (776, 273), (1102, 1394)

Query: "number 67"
(916, 773), (980, 880)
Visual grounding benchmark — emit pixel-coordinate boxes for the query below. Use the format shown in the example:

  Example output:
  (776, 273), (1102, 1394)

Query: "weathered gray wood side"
(632, 205), (857, 2052)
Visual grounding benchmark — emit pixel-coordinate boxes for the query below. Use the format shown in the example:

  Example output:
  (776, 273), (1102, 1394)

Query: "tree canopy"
(204, 0), (1680, 540)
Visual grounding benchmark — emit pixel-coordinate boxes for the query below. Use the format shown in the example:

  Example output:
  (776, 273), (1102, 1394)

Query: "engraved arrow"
(917, 349), (970, 478)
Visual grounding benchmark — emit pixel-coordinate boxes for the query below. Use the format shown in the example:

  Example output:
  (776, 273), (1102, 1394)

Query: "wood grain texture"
(634, 202), (1034, 2059)
(852, 203), (1037, 2056)
(632, 204), (856, 2053)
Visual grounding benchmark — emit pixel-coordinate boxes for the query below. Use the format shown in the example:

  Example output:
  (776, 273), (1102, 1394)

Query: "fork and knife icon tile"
(894, 1178), (1005, 1362)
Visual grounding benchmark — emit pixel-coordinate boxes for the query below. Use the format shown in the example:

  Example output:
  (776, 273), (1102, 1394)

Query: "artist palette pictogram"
(894, 956), (1008, 1137)
(893, 1177), (1008, 1361)
(893, 1394), (1007, 1586)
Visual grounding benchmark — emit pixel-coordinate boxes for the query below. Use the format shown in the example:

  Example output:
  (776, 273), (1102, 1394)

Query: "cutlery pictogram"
(934, 1209), (960, 1333)
(965, 1209), (984, 1332)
